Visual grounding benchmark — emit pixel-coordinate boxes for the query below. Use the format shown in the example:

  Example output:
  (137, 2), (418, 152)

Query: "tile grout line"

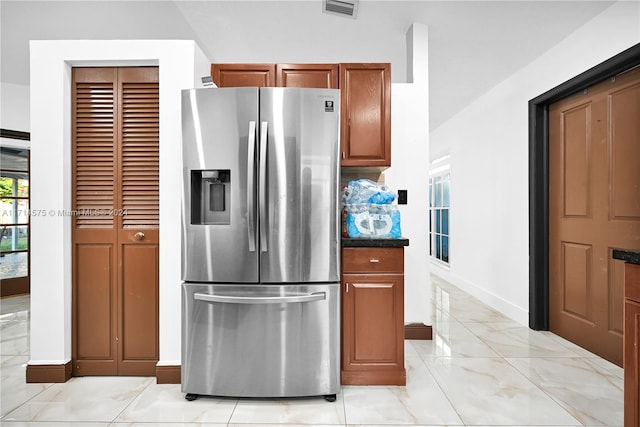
(412, 341), (467, 426)
(108, 377), (155, 425)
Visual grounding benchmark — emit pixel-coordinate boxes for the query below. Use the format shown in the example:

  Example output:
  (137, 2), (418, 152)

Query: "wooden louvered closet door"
(72, 67), (159, 376)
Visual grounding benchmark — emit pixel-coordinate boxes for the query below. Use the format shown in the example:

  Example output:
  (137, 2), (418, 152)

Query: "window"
(1, 145), (30, 290)
(429, 156), (450, 265)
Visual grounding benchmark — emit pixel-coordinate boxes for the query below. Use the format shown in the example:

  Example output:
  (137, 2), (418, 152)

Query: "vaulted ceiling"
(0, 0), (622, 130)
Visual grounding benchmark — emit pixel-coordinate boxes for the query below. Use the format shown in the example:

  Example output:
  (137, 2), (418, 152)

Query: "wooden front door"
(549, 67), (640, 366)
(72, 67), (159, 376)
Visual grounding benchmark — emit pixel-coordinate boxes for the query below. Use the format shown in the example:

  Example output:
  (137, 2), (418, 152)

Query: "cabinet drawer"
(342, 247), (403, 274)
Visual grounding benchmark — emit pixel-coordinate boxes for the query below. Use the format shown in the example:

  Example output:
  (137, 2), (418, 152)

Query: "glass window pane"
(0, 177), (13, 198)
(1, 225), (28, 252)
(443, 175), (450, 207)
(0, 251), (28, 280)
(18, 178), (29, 197)
(1, 147), (29, 172)
(442, 209), (449, 236)
(1, 200), (29, 225)
(442, 236), (449, 263)
(435, 182), (442, 207)
(429, 171), (451, 265)
(18, 199), (29, 223)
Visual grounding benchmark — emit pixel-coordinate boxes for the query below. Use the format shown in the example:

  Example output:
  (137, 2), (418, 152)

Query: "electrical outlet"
(398, 189), (408, 205)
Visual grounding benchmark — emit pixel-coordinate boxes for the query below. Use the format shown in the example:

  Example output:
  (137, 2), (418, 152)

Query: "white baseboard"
(430, 264), (529, 326)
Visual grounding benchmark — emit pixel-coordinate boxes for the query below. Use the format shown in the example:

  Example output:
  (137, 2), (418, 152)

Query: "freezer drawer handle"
(194, 291), (326, 304)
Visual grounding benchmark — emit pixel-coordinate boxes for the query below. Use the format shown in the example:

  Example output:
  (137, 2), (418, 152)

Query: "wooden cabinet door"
(276, 64), (339, 88)
(339, 63), (391, 167)
(341, 273), (405, 385)
(625, 263), (640, 427)
(211, 64), (276, 87)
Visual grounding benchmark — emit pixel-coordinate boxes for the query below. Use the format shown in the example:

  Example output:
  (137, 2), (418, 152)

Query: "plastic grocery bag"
(341, 179), (396, 205)
(342, 204), (402, 238)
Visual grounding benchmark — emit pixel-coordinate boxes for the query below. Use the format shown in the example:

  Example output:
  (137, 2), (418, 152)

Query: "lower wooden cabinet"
(624, 262), (640, 427)
(341, 247), (405, 385)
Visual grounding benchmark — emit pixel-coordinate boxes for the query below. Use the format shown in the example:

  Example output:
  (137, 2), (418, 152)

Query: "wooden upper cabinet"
(211, 62), (393, 168)
(211, 64), (276, 87)
(212, 63), (339, 89)
(276, 64), (339, 88)
(340, 63), (391, 167)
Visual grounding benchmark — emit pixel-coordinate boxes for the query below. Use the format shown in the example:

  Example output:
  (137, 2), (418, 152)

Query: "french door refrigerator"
(180, 87), (340, 401)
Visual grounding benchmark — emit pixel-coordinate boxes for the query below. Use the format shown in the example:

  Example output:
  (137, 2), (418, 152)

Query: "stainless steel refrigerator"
(180, 87), (341, 401)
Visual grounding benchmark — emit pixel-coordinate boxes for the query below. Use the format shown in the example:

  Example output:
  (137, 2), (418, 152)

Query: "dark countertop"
(341, 237), (409, 247)
(613, 249), (640, 265)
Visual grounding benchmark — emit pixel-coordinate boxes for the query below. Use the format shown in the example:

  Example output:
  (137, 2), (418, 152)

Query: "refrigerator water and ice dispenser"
(190, 170), (230, 225)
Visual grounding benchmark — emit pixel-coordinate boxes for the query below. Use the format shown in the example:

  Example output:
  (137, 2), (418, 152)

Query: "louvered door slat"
(74, 82), (115, 228)
(121, 81), (159, 228)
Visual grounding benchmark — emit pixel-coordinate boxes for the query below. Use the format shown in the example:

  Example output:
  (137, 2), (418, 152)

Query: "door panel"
(276, 64), (339, 88)
(610, 83), (640, 219)
(181, 87), (259, 283)
(258, 88), (340, 283)
(550, 67), (640, 366)
(181, 283), (340, 397)
(342, 273), (404, 370)
(561, 242), (592, 321)
(339, 63), (391, 167)
(212, 63), (276, 87)
(119, 241), (158, 375)
(75, 244), (115, 360)
(561, 103), (591, 218)
(120, 68), (160, 229)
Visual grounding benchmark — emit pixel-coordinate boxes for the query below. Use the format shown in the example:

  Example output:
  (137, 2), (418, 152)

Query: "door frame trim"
(529, 42), (640, 330)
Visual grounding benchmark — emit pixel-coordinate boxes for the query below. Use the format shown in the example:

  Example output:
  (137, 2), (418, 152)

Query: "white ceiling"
(0, 0), (622, 130)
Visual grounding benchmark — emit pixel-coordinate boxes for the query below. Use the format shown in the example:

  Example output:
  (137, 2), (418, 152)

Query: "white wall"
(429, 1), (640, 325)
(29, 40), (209, 366)
(385, 23), (431, 326)
(1, 82), (30, 131)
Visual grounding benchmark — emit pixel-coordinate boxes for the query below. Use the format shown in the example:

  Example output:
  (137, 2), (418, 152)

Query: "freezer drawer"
(181, 283), (340, 398)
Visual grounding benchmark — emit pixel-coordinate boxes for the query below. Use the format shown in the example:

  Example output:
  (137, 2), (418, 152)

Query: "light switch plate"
(398, 189), (407, 205)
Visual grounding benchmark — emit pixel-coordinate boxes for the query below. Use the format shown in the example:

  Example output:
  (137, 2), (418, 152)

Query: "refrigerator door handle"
(247, 121), (257, 252)
(259, 121), (269, 252)
(194, 291), (326, 305)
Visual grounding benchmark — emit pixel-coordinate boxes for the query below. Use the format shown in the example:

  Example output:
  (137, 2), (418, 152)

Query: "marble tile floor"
(0, 275), (622, 426)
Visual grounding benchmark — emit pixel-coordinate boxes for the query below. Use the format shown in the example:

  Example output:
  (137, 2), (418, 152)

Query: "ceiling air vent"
(323, 0), (358, 18)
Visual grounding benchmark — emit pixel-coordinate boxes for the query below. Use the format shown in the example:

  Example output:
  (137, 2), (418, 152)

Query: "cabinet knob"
(134, 231), (145, 241)
(369, 258), (380, 263)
